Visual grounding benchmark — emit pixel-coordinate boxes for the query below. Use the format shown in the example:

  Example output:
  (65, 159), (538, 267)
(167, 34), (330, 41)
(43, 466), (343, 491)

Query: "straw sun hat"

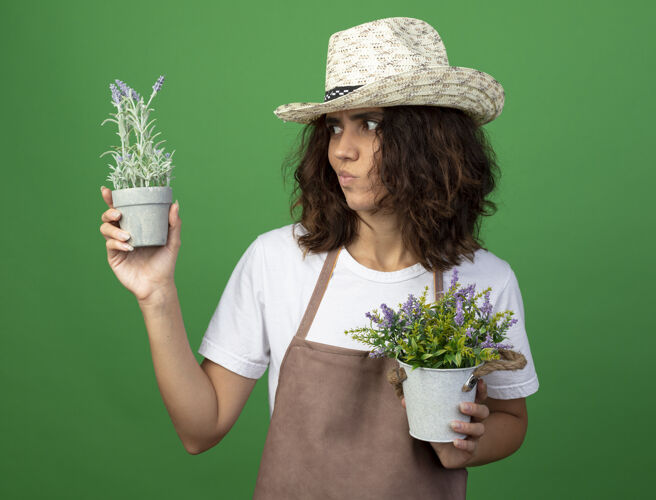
(273, 17), (505, 126)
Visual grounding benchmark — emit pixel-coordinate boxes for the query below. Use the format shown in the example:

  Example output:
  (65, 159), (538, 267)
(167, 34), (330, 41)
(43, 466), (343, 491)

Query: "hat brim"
(273, 66), (504, 126)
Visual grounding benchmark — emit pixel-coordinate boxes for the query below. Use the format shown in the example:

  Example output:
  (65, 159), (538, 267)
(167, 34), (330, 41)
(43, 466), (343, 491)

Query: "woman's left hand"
(400, 378), (490, 469)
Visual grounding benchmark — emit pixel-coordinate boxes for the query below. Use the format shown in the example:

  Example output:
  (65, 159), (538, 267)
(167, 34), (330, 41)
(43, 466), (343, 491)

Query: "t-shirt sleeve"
(482, 265), (539, 399)
(197, 235), (269, 379)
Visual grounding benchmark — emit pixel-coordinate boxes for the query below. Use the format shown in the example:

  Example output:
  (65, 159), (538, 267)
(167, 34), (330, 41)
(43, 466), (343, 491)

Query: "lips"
(339, 174), (356, 186)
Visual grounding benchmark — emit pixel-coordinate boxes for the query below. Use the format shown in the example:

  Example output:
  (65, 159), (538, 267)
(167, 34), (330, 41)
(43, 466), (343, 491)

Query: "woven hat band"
(324, 85), (364, 102)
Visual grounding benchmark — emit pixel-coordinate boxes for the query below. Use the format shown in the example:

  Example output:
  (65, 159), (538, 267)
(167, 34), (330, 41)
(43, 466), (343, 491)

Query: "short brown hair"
(280, 105), (501, 272)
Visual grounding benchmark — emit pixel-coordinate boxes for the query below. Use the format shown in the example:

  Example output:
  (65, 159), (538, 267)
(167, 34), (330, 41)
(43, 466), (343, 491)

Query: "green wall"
(1, 0), (652, 498)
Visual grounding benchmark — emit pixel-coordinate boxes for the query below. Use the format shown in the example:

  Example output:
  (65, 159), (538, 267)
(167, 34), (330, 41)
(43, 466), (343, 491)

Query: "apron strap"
(434, 263), (443, 301)
(295, 247), (342, 339)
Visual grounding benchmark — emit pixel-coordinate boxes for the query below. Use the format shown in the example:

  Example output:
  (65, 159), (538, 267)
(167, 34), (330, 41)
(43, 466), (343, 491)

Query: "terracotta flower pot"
(111, 186), (172, 247)
(398, 360), (483, 442)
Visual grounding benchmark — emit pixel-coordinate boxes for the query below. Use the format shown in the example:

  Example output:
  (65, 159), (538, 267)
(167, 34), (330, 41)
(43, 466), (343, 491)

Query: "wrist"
(430, 440), (475, 469)
(138, 282), (178, 309)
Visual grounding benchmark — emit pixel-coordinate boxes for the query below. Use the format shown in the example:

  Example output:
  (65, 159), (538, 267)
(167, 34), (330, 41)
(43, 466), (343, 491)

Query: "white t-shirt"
(198, 223), (539, 419)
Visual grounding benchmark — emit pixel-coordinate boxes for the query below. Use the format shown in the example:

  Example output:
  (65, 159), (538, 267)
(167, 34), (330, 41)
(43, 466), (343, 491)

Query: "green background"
(1, 0), (652, 498)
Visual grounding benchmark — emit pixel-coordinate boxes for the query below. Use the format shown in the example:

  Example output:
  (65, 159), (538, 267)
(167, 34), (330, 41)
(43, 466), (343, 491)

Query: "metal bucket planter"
(398, 360), (484, 443)
(111, 186), (172, 247)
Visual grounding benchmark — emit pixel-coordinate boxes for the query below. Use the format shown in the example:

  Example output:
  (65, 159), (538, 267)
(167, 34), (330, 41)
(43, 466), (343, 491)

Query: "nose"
(333, 125), (359, 161)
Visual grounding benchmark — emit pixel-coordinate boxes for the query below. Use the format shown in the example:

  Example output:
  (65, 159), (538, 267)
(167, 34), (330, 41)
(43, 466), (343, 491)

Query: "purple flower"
(153, 75), (165, 93)
(496, 317), (518, 330)
(454, 283), (475, 302)
(365, 311), (381, 325)
(379, 303), (396, 329)
(115, 79), (130, 97)
(401, 293), (422, 320)
(449, 268), (459, 291)
(465, 326), (475, 338)
(114, 79), (140, 102)
(449, 270), (478, 304)
(480, 290), (492, 319)
(109, 83), (122, 105)
(165, 152), (170, 158)
(368, 347), (386, 359)
(454, 296), (464, 326)
(480, 333), (513, 350)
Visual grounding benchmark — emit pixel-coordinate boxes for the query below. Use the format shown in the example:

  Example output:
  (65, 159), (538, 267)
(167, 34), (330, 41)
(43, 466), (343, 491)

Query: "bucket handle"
(386, 349), (527, 397)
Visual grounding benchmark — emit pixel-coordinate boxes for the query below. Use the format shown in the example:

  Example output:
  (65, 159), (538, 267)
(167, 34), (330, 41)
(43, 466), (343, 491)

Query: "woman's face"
(325, 106), (388, 213)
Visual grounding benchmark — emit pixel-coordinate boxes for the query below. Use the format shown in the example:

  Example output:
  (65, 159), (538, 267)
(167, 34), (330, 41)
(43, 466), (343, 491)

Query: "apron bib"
(253, 247), (467, 499)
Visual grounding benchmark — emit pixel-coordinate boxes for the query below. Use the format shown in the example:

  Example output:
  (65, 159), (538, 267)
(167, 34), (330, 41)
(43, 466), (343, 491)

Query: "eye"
(365, 119), (379, 130)
(326, 120), (379, 135)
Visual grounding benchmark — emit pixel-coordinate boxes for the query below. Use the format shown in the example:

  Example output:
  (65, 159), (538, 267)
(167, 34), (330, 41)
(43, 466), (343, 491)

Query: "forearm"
(139, 285), (220, 453)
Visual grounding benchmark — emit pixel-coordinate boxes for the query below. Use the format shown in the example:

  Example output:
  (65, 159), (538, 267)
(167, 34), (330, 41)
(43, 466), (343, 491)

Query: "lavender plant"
(99, 75), (176, 189)
(344, 269), (518, 370)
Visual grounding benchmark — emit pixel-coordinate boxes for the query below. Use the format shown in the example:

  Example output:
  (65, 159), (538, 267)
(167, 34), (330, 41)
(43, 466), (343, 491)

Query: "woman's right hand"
(99, 186), (182, 303)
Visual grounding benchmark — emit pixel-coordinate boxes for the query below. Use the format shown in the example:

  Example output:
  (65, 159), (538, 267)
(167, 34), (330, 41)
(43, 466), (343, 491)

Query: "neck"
(345, 211), (420, 272)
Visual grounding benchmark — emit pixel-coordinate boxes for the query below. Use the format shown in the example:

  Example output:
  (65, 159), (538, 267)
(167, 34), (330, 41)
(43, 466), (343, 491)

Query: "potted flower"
(99, 75), (176, 247)
(344, 268), (527, 442)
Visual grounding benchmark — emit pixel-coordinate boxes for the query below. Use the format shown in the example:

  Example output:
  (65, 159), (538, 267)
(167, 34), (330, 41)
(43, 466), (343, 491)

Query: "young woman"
(99, 16), (538, 500)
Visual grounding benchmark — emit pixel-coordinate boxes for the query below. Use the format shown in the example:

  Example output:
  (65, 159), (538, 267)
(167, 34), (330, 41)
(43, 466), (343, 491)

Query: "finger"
(450, 421), (484, 438)
(170, 200), (180, 226)
(100, 186), (114, 209)
(475, 378), (488, 403)
(166, 200), (181, 247)
(100, 221), (131, 241)
(453, 438), (476, 452)
(106, 236), (134, 252)
(460, 402), (490, 420)
(101, 208), (122, 224)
